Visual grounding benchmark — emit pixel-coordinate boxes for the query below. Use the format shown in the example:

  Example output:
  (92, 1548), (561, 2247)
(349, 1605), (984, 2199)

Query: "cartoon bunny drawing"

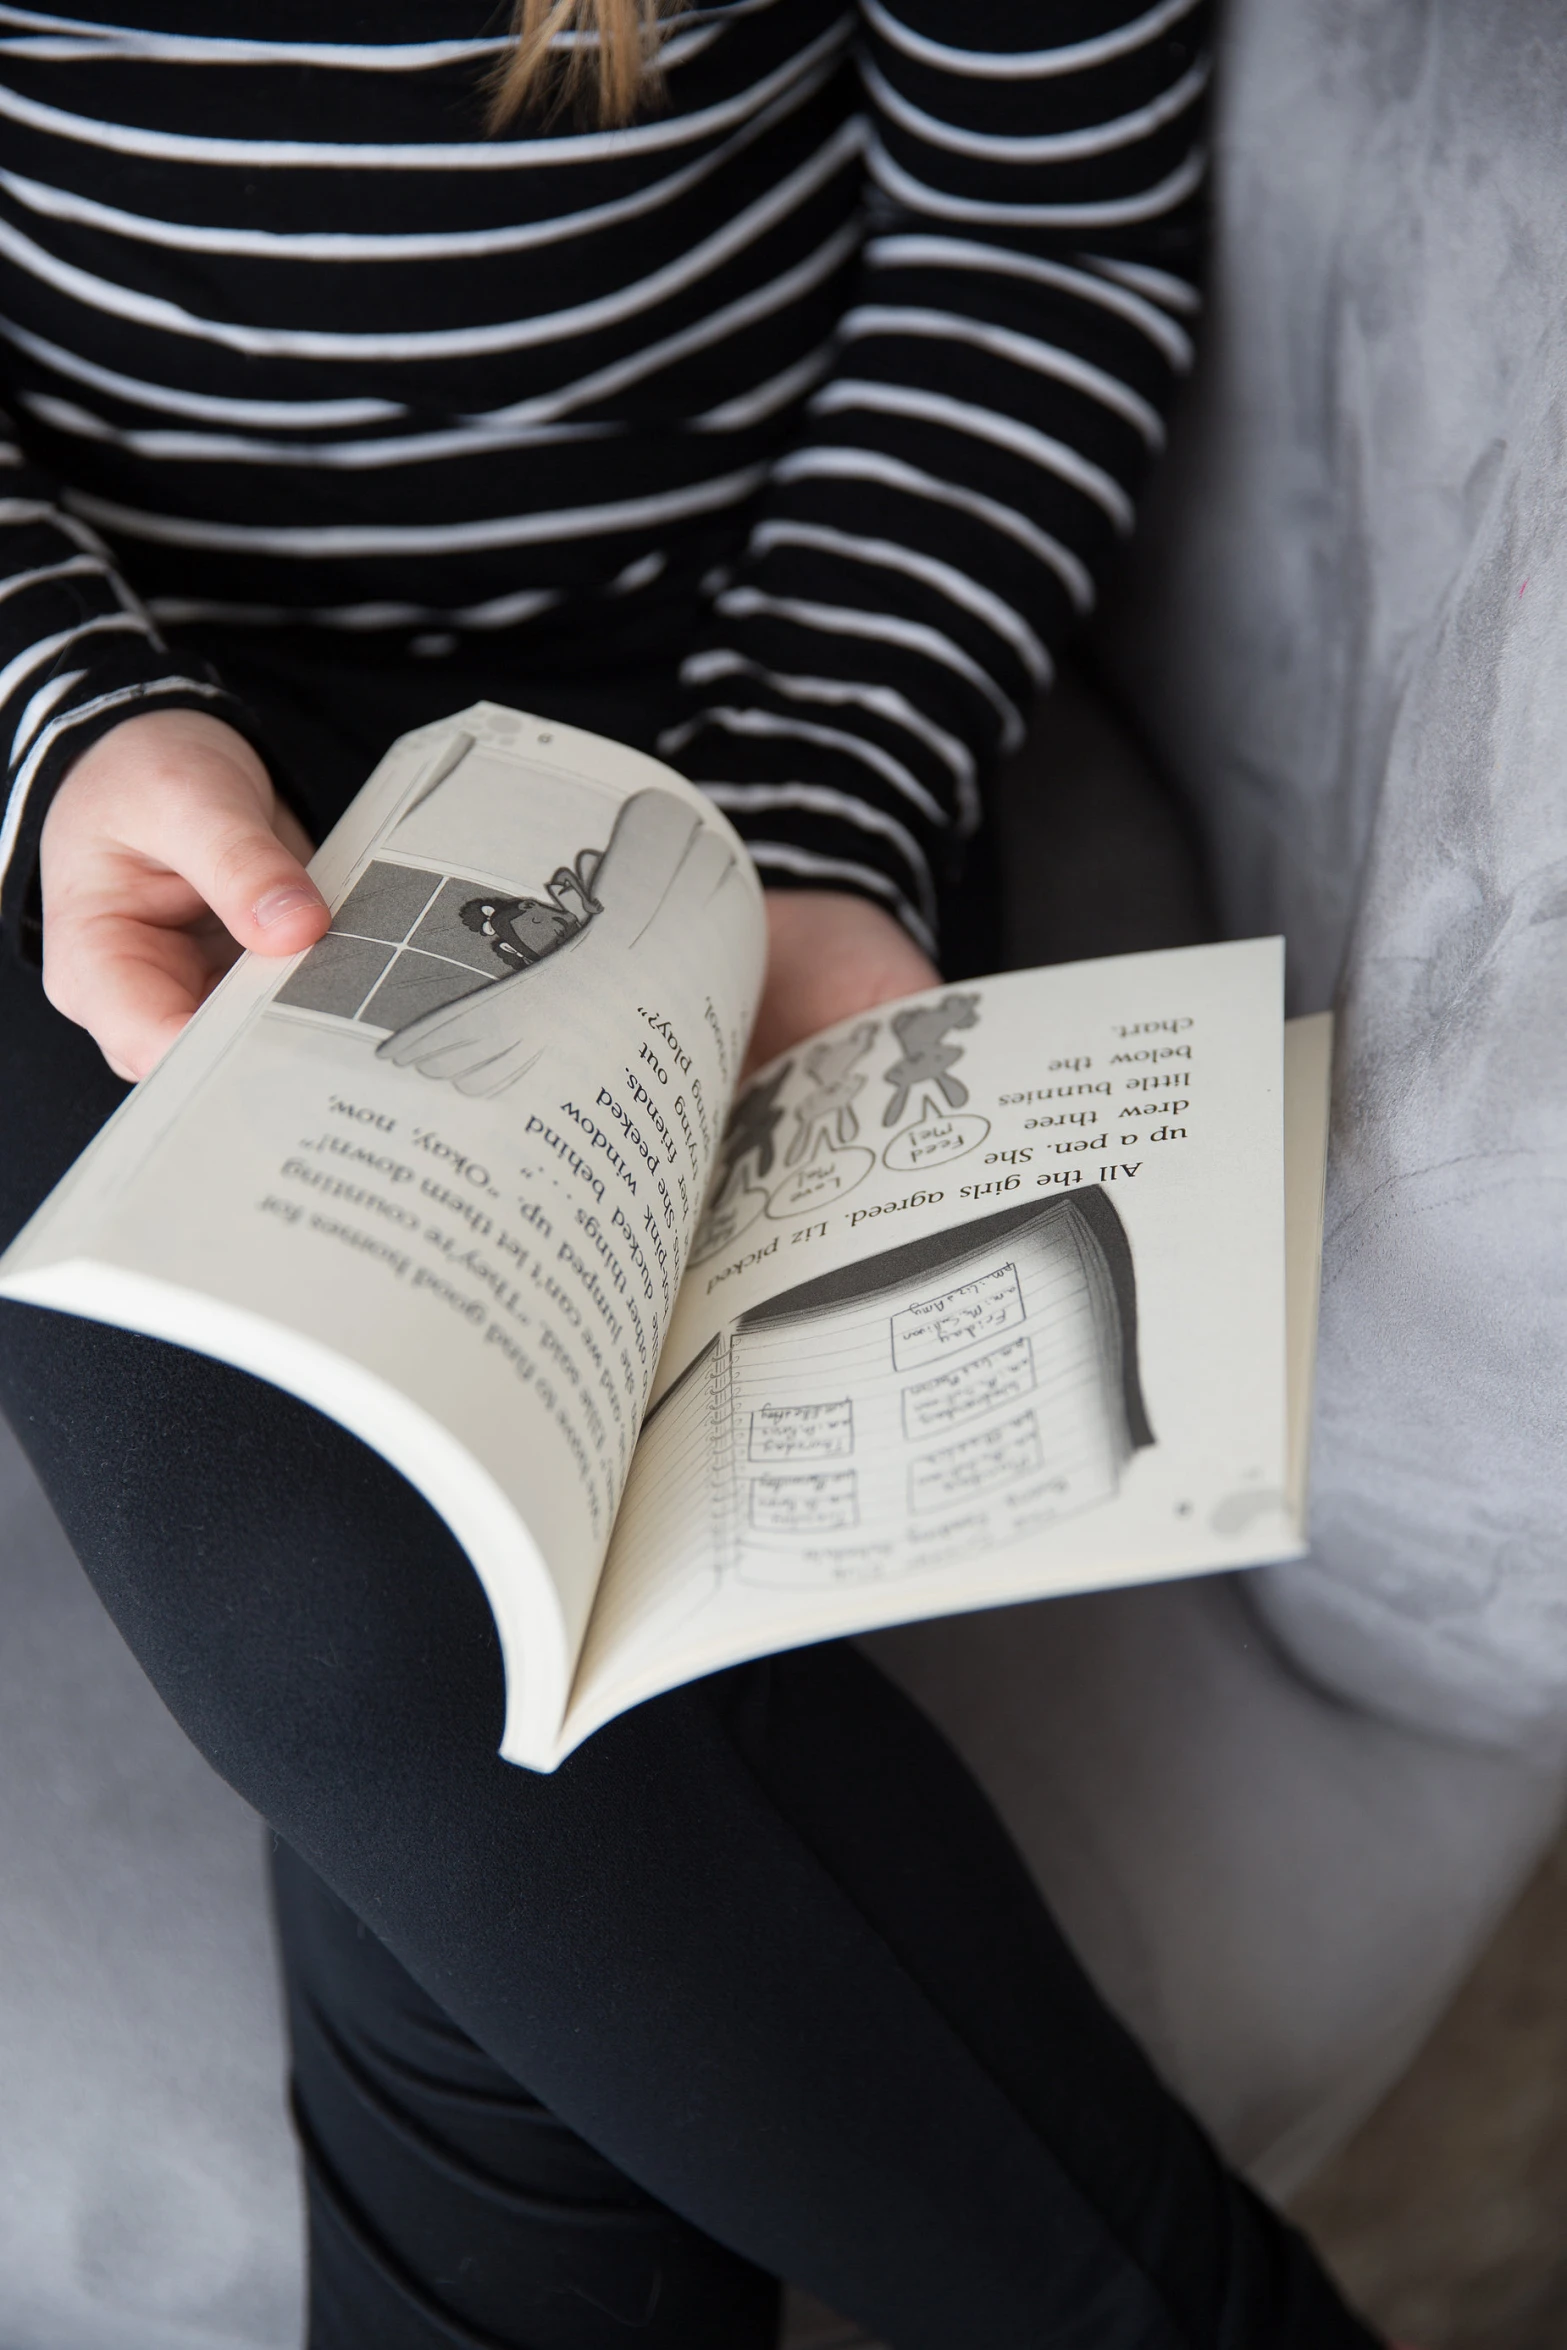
(881, 994), (981, 1127)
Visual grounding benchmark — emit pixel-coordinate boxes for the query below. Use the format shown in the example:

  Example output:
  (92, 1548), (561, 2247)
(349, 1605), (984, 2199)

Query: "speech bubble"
(767, 1134), (875, 1218)
(882, 1101), (990, 1172)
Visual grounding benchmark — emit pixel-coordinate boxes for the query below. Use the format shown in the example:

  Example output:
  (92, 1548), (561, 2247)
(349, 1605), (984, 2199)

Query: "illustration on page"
(787, 1023), (878, 1162)
(273, 782), (740, 1097)
(880, 993), (980, 1126)
(643, 1189), (1154, 1594)
(689, 1063), (795, 1264)
(690, 992), (995, 1266)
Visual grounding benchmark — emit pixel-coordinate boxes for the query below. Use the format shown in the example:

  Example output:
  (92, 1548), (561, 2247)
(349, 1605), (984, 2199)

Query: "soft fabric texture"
(868, 1582), (1566, 2204)
(0, 1409), (302, 2350)
(1105, 0), (1567, 1757)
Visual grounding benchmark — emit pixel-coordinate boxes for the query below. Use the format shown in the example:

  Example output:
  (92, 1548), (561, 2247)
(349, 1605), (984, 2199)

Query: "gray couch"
(5, 0), (1567, 2338)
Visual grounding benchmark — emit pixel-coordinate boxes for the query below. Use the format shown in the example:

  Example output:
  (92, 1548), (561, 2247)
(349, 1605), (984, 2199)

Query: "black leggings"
(0, 637), (1380, 2349)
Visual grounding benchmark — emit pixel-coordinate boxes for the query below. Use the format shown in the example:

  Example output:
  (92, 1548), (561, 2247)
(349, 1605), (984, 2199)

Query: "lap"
(0, 728), (1376, 2347)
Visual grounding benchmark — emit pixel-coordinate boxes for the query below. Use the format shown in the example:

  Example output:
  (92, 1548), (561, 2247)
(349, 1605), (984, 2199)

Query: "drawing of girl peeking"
(459, 849), (602, 975)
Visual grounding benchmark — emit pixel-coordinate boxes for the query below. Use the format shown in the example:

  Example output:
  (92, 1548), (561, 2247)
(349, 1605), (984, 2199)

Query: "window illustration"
(272, 783), (744, 1100)
(275, 854), (600, 1033)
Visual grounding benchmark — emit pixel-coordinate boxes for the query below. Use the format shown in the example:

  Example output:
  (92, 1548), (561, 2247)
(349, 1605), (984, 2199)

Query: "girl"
(0, 5), (1385, 2343)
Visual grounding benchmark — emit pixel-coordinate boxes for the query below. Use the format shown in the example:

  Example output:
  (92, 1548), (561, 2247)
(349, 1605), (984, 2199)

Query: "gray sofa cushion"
(868, 1581), (1565, 2203)
(1107, 0), (1567, 1753)
(0, 1414), (301, 2350)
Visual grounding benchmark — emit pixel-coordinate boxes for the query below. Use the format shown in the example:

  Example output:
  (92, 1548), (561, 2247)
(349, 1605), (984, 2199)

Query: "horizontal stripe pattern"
(0, 0), (1207, 957)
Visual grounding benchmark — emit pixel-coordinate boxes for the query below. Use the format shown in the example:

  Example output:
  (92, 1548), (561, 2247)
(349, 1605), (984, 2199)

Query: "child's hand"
(39, 708), (329, 1082)
(746, 890), (938, 1075)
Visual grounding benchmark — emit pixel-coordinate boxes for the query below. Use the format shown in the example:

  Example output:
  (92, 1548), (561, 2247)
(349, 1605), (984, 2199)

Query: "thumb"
(139, 741), (330, 958)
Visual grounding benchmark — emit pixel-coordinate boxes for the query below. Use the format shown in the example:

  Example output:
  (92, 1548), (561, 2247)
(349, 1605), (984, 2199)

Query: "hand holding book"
(37, 705), (935, 1117)
(38, 708), (330, 1082)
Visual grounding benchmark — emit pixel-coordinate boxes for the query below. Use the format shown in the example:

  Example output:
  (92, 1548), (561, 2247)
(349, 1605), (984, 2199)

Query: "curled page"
(0, 705), (766, 1768)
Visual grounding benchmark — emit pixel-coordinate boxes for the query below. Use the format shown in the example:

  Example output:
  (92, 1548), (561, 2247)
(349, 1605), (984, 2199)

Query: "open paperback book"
(0, 704), (1332, 1771)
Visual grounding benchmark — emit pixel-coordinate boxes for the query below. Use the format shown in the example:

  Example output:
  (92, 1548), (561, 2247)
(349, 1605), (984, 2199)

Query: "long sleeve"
(0, 419), (256, 962)
(0, 1), (1206, 970)
(669, 0), (1210, 954)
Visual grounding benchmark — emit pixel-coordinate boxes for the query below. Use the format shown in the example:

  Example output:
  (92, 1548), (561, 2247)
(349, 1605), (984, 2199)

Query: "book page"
(0, 705), (764, 1765)
(1283, 1010), (1333, 1525)
(560, 938), (1297, 1757)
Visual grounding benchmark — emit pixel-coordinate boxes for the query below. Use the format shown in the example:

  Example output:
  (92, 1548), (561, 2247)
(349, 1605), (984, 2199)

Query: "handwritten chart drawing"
(891, 1263), (1026, 1371)
(749, 1470), (858, 1535)
(909, 1408), (1043, 1514)
(749, 1400), (854, 1461)
(636, 1190), (1153, 1595)
(900, 1334), (1035, 1439)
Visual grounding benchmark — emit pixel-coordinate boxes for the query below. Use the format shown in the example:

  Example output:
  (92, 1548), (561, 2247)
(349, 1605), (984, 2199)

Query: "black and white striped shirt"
(0, 0), (1208, 959)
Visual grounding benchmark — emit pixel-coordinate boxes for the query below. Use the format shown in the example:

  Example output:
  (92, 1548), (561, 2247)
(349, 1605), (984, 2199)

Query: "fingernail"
(254, 883), (322, 930)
